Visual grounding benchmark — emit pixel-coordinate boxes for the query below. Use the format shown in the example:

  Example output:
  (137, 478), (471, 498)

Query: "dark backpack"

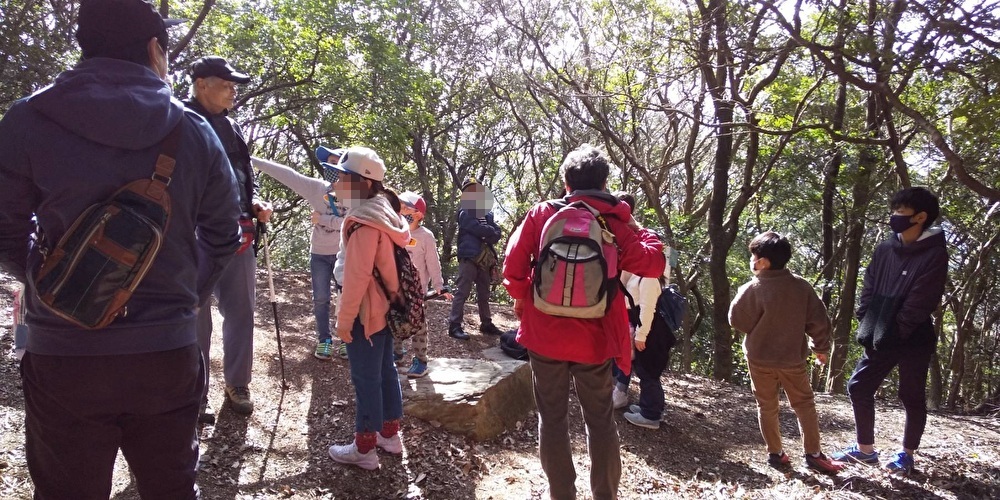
(622, 278), (687, 349)
(499, 329), (528, 360)
(32, 125), (180, 329)
(347, 222), (426, 341)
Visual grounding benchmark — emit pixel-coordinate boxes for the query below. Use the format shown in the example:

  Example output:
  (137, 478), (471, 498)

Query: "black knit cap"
(75, 0), (183, 58)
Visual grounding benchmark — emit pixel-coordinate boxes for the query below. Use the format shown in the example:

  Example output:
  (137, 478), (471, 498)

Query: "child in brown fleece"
(728, 231), (844, 473)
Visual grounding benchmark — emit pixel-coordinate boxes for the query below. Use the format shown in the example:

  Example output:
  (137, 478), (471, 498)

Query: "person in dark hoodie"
(0, 0), (242, 497)
(832, 187), (948, 475)
(186, 55), (273, 422)
(502, 145), (665, 500)
(447, 178), (504, 340)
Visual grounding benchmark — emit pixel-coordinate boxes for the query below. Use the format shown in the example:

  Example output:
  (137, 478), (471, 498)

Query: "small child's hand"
(815, 353), (828, 365)
(635, 340), (647, 351)
(311, 211), (322, 225)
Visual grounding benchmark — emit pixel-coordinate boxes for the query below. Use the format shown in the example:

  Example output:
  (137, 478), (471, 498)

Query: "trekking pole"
(260, 224), (288, 390)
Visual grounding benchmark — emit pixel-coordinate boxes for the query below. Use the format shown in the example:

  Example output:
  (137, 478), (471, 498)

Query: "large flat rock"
(399, 356), (534, 441)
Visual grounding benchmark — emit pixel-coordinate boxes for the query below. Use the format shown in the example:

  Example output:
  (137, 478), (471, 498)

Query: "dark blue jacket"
(456, 209), (502, 260)
(0, 58), (242, 356)
(856, 228), (948, 350)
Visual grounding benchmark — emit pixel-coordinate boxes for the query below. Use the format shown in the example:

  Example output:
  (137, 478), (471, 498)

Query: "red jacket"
(503, 191), (666, 373)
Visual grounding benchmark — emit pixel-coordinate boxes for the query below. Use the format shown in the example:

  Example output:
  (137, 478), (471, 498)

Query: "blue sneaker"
(393, 349), (407, 365)
(831, 444), (879, 465)
(885, 451), (914, 475)
(407, 358), (429, 378)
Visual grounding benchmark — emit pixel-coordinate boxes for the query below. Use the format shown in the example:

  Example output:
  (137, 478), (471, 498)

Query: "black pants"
(21, 344), (204, 500)
(847, 340), (935, 450)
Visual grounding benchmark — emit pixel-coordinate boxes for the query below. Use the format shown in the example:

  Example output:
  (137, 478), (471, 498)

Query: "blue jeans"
(310, 253), (337, 343)
(345, 318), (403, 433)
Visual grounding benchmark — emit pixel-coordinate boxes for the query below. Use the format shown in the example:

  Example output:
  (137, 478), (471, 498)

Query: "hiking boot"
(225, 385), (254, 415)
(831, 444), (879, 465)
(623, 410), (660, 429)
(376, 433), (403, 454)
(612, 388), (628, 409)
(448, 323), (470, 340)
(198, 401), (216, 425)
(328, 442), (379, 470)
(885, 450), (914, 475)
(767, 451), (791, 468)
(480, 321), (503, 336)
(407, 358), (429, 378)
(314, 340), (333, 360)
(337, 342), (348, 359)
(805, 452), (845, 474)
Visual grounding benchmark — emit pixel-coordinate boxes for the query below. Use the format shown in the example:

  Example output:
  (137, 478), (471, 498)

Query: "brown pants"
(747, 361), (822, 455)
(529, 351), (621, 500)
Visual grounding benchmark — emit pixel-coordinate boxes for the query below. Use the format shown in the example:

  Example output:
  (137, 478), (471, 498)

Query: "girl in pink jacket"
(325, 147), (411, 470)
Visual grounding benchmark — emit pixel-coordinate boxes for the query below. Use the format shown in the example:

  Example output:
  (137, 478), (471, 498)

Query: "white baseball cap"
(326, 146), (386, 182)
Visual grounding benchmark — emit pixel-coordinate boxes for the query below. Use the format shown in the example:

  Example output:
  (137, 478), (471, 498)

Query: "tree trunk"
(707, 99), (735, 381)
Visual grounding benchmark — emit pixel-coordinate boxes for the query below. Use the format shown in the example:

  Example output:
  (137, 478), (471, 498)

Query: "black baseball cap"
(76, 0), (184, 59)
(190, 56), (251, 84)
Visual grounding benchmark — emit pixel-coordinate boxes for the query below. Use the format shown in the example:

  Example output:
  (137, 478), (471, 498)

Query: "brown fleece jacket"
(728, 268), (832, 368)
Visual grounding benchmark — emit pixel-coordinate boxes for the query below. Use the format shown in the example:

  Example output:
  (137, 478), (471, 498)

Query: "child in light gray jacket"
(252, 149), (346, 360)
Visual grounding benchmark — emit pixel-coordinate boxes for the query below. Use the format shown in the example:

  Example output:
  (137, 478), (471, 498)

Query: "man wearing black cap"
(0, 0), (242, 498)
(186, 55), (272, 421)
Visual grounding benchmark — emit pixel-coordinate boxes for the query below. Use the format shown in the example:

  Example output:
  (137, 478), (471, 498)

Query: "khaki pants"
(529, 351), (621, 500)
(747, 362), (822, 455)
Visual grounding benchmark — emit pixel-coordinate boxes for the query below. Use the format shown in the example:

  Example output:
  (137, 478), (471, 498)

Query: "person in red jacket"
(502, 145), (665, 500)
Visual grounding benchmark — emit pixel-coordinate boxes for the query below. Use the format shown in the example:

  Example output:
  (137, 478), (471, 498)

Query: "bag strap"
(143, 123), (183, 203)
(621, 281), (636, 310)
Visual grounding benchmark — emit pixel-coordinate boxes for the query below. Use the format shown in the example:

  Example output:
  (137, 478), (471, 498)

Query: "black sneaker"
(448, 323), (470, 340)
(480, 321), (503, 336)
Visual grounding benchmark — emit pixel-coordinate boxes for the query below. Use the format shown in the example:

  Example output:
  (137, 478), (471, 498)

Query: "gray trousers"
(198, 249), (256, 393)
(448, 258), (492, 325)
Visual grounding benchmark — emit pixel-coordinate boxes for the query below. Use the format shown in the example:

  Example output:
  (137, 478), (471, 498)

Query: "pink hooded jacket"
(337, 195), (411, 339)
(503, 191), (665, 374)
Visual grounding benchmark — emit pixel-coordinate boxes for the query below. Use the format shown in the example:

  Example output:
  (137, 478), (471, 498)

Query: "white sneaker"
(624, 410), (660, 430)
(328, 442), (379, 470)
(612, 388), (628, 409)
(376, 433), (403, 454)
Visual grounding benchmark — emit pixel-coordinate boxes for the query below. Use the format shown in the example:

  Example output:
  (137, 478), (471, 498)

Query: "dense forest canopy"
(2, 0), (998, 410)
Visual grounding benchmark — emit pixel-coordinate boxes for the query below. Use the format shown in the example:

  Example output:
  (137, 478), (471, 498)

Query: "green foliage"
(3, 0), (999, 405)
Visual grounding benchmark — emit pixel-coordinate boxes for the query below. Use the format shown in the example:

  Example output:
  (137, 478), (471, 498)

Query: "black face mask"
(889, 214), (918, 234)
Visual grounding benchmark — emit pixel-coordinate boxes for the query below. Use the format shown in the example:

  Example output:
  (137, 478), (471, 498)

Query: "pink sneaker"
(376, 433), (403, 454)
(328, 442), (379, 470)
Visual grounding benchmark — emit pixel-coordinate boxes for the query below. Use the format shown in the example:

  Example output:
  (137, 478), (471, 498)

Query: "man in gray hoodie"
(0, 0), (242, 497)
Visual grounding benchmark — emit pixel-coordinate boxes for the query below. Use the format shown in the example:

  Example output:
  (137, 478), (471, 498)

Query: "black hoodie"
(856, 228), (948, 351)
